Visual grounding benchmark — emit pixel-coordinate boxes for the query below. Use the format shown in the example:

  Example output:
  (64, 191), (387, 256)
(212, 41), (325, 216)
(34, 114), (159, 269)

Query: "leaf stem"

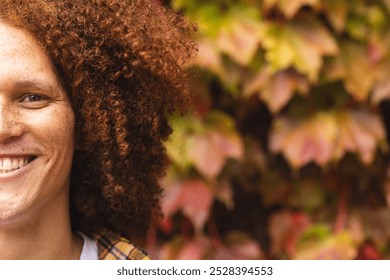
(334, 182), (349, 233)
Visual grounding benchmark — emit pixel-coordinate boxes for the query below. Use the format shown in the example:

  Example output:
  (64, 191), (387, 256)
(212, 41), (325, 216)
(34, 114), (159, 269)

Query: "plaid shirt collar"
(94, 233), (149, 260)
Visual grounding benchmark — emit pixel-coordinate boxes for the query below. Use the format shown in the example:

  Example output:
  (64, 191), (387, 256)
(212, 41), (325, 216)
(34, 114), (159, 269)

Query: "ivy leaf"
(357, 242), (382, 260)
(161, 179), (213, 233)
(184, 3), (222, 37)
(270, 110), (385, 168)
(261, 17), (338, 81)
(188, 130), (243, 178)
(361, 209), (390, 249)
(339, 42), (378, 101)
(371, 60), (390, 104)
(322, 0), (348, 32)
(288, 178), (325, 213)
(334, 110), (386, 164)
(213, 179), (234, 210)
(263, 0), (320, 19)
(217, 14), (263, 66)
(270, 112), (338, 168)
(187, 112), (243, 179)
(188, 133), (226, 179)
(214, 231), (264, 260)
(258, 170), (290, 206)
(383, 0), (390, 13)
(294, 226), (357, 259)
(158, 235), (211, 260)
(167, 112), (243, 179)
(182, 180), (213, 233)
(176, 236), (211, 260)
(244, 68), (309, 112)
(268, 211), (311, 257)
(165, 115), (203, 172)
(196, 39), (224, 76)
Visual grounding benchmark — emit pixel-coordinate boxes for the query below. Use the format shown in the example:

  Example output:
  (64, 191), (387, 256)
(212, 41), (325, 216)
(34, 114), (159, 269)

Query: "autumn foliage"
(147, 0), (390, 259)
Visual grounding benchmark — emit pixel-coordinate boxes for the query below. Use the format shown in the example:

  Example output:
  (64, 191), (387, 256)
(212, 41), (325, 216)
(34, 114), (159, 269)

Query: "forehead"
(0, 22), (60, 88)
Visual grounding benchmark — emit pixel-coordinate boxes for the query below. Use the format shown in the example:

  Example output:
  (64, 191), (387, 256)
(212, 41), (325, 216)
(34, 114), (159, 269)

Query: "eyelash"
(20, 94), (46, 103)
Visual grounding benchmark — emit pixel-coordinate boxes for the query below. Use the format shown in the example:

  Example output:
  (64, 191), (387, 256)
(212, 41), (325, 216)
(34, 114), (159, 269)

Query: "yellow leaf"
(340, 42), (377, 101)
(372, 78), (390, 105)
(294, 231), (357, 259)
(217, 17), (263, 66)
(262, 18), (338, 81)
(384, 0), (390, 13)
(322, 0), (348, 32)
(263, 0), (320, 19)
(371, 60), (390, 104)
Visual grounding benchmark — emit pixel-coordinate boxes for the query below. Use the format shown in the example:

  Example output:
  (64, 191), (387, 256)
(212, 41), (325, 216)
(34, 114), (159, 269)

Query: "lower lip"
(0, 158), (36, 182)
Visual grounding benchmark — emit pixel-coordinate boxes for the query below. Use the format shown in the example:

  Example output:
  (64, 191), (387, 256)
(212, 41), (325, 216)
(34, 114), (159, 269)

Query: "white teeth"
(0, 156), (32, 173)
(3, 158), (11, 170)
(11, 158), (18, 170)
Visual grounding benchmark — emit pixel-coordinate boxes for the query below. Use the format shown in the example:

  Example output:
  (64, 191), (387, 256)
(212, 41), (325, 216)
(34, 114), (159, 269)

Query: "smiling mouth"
(0, 156), (36, 174)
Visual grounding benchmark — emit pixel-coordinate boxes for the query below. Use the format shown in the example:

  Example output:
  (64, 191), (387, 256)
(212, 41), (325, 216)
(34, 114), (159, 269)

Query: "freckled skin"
(0, 22), (80, 259)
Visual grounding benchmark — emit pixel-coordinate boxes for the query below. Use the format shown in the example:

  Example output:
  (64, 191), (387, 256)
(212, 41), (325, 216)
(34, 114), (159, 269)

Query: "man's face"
(0, 22), (75, 225)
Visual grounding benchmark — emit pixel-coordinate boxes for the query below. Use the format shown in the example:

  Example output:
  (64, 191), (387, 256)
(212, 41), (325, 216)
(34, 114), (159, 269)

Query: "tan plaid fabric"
(94, 233), (149, 260)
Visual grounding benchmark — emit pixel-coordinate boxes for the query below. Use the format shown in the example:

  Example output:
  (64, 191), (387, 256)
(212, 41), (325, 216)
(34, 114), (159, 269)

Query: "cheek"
(26, 106), (75, 152)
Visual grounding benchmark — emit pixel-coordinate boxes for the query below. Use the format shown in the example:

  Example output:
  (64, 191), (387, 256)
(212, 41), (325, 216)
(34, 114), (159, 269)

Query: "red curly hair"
(0, 0), (196, 239)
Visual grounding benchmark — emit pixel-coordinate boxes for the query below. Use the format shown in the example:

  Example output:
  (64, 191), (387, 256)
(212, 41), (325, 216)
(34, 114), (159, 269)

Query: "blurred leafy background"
(146, 0), (390, 259)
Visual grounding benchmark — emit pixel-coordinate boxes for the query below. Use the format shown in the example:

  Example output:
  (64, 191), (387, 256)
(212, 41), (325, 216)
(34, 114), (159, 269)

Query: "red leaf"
(181, 180), (213, 233)
(188, 130), (243, 178)
(188, 133), (225, 178)
(270, 113), (337, 168)
(161, 179), (213, 233)
(356, 242), (382, 260)
(177, 237), (211, 260)
(214, 232), (264, 260)
(161, 182), (184, 218)
(268, 211), (311, 257)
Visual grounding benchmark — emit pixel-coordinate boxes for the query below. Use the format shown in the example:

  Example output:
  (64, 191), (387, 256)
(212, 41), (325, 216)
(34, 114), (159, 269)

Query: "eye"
(19, 94), (49, 109)
(21, 94), (45, 102)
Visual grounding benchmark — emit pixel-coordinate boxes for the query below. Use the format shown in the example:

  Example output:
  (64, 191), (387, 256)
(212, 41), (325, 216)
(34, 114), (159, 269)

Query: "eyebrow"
(14, 79), (56, 92)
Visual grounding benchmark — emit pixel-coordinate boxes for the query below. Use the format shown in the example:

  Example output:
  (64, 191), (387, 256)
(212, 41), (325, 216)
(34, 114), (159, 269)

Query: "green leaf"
(288, 179), (325, 212)
(261, 17), (338, 81)
(345, 14), (368, 41)
(165, 115), (203, 172)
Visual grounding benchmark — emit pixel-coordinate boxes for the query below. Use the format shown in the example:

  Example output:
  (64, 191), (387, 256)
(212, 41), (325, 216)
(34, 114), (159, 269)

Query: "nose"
(0, 101), (23, 142)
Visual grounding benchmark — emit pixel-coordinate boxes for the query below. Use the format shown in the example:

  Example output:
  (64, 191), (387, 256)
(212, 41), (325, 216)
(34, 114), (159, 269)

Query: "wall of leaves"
(147, 0), (390, 259)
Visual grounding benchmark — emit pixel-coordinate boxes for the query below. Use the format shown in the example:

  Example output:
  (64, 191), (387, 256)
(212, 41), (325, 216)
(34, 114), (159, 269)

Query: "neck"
(0, 189), (82, 259)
